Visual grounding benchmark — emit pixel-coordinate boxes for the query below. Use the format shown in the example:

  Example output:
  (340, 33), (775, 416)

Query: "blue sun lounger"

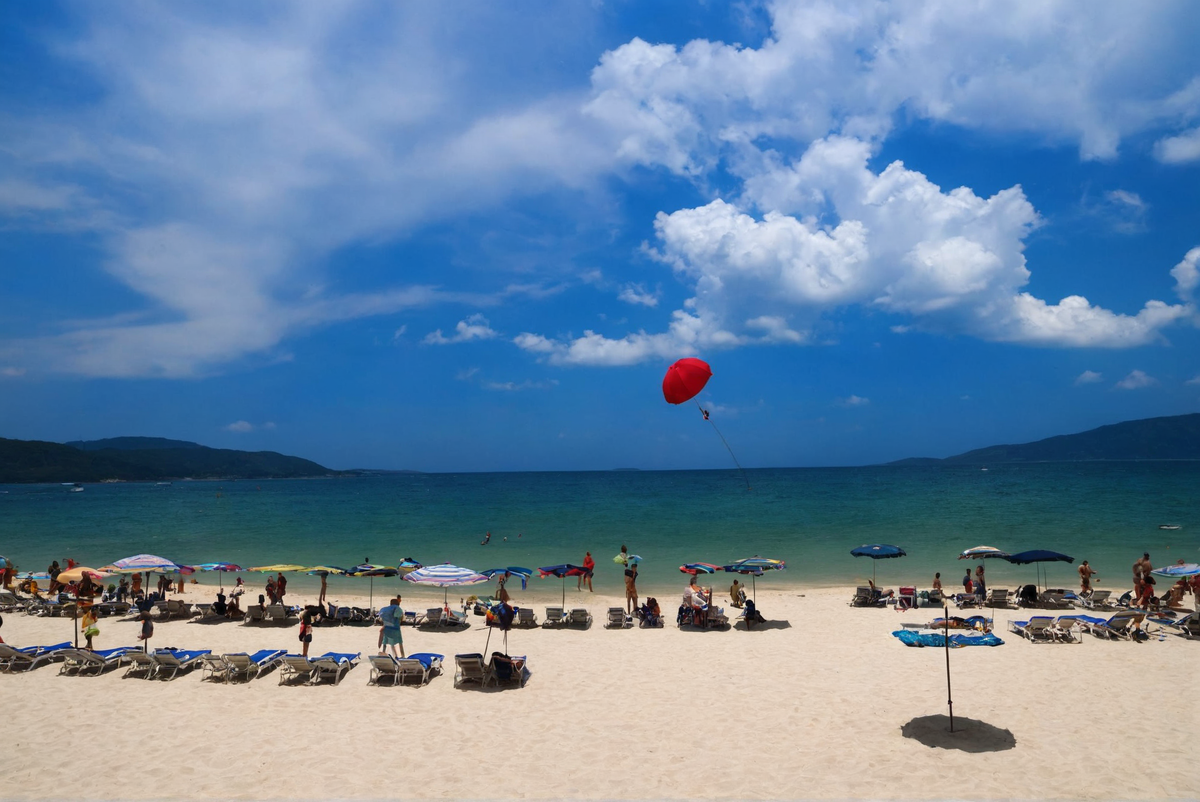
(59, 646), (141, 676)
(310, 652), (360, 685)
(222, 649), (287, 683)
(152, 649), (211, 680)
(0, 641), (73, 672)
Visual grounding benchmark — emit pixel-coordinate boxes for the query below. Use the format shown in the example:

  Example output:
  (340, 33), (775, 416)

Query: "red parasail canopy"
(662, 358), (712, 404)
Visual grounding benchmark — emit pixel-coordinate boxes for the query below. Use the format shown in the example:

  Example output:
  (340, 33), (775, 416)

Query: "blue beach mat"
(892, 630), (1004, 648)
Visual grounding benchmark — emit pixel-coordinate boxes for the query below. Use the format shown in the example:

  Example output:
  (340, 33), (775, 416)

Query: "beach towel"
(892, 630), (1004, 647)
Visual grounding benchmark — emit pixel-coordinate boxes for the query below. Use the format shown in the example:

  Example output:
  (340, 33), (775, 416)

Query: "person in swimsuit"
(974, 565), (986, 601)
(481, 531), (492, 545)
(962, 569), (973, 595)
(276, 573), (287, 605)
(497, 572), (511, 604)
(625, 562), (639, 615)
(579, 552), (595, 592)
(1078, 561), (1097, 593)
(298, 607), (316, 657)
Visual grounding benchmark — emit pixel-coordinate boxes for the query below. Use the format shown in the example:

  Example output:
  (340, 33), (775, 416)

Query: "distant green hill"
(891, 412), (1200, 465)
(0, 436), (340, 483)
(65, 436), (205, 451)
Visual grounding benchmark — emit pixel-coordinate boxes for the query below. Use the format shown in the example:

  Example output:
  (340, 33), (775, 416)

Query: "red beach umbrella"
(662, 358), (712, 404)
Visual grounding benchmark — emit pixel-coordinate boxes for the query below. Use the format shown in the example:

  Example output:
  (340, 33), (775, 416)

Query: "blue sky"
(1, 1), (1199, 471)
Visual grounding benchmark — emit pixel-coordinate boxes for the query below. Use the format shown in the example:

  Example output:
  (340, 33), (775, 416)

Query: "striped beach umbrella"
(350, 564), (401, 610)
(247, 564), (308, 573)
(959, 546), (1009, 560)
(403, 564), (488, 604)
(679, 563), (721, 575)
(1151, 563), (1200, 578)
(723, 556), (787, 601)
(103, 554), (183, 573)
(190, 562), (244, 589)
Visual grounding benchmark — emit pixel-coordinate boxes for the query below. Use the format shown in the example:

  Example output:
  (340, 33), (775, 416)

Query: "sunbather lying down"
(929, 616), (991, 632)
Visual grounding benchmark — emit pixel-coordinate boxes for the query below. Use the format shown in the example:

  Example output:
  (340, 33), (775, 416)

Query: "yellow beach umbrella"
(246, 564), (307, 573)
(57, 566), (110, 584)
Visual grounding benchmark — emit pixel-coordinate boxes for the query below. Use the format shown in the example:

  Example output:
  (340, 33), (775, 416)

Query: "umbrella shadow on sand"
(732, 619), (792, 631)
(901, 715), (1016, 753)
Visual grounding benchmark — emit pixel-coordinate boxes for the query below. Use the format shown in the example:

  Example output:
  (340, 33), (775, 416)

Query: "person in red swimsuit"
(579, 552), (595, 592)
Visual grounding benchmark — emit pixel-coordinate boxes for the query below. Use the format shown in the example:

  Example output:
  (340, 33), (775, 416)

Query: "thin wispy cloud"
(225, 421), (276, 433)
(837, 395), (870, 407)
(424, 314), (499, 345)
(1075, 370), (1103, 385)
(1185, 375), (1200, 386)
(483, 379), (559, 391)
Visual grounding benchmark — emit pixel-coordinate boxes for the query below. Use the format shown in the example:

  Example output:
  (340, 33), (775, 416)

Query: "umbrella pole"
(944, 602), (955, 732)
(369, 577), (374, 612)
(562, 578), (565, 607)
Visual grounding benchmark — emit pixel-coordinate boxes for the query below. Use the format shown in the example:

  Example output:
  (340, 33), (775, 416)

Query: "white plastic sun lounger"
(1008, 616), (1056, 643)
(0, 641), (73, 672)
(222, 649), (287, 683)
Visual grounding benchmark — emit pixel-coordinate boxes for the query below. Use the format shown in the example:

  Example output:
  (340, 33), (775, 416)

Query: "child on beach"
(82, 606), (99, 650)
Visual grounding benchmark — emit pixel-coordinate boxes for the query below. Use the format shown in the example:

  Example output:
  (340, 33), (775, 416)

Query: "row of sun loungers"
(1008, 611), (1151, 643)
(278, 652), (361, 685)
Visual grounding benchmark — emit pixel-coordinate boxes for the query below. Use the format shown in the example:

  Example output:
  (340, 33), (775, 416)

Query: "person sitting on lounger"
(212, 591), (227, 617)
(744, 598), (766, 629)
(225, 593), (243, 620)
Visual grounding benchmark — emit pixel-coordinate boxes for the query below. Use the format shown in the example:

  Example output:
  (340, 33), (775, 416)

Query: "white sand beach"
(2, 582), (1196, 801)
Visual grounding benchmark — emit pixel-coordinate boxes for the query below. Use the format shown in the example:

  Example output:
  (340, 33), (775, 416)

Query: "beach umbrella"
(348, 564), (400, 611)
(480, 567), (532, 591)
(102, 554), (185, 596)
(537, 564), (587, 606)
(190, 562), (244, 589)
(247, 564), (308, 573)
(396, 558), (423, 574)
(1150, 563), (1200, 578)
(1002, 550), (1074, 592)
(305, 565), (350, 576)
(103, 554), (183, 573)
(403, 564), (488, 605)
(56, 566), (110, 585)
(679, 563), (721, 575)
(0, 556), (8, 570)
(722, 556), (787, 602)
(958, 546), (1009, 560)
(851, 544), (906, 585)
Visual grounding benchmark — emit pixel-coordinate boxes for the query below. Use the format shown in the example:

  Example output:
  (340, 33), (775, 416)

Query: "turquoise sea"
(2, 464), (1196, 598)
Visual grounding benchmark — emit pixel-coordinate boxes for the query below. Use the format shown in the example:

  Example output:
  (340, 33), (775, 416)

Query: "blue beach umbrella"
(679, 563), (722, 575)
(958, 546), (1009, 560)
(851, 544), (906, 585)
(480, 567), (532, 591)
(537, 564), (587, 606)
(723, 556), (786, 601)
(1002, 550), (1074, 592)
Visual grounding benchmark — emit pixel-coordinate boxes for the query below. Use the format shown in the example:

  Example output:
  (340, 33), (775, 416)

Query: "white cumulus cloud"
(1154, 127), (1200, 164)
(1115, 370), (1156, 390)
(225, 421), (254, 433)
(1172, 247), (1200, 301)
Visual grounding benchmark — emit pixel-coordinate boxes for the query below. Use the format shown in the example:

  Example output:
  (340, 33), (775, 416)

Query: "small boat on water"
(156, 482), (172, 486)
(1158, 524), (1182, 530)
(70, 486), (84, 493)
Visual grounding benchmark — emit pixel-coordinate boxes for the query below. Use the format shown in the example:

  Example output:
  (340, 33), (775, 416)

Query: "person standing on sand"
(276, 573), (288, 605)
(975, 565), (986, 602)
(318, 573), (328, 606)
(496, 572), (511, 604)
(1079, 561), (1097, 593)
(579, 552), (595, 592)
(625, 562), (639, 615)
(298, 607), (317, 657)
(378, 596), (404, 658)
